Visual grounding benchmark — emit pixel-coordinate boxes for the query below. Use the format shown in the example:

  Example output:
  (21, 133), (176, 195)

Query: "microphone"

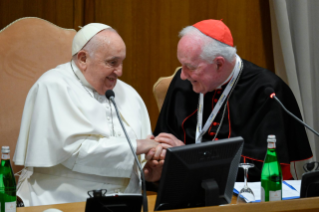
(105, 90), (148, 212)
(105, 90), (115, 100)
(265, 87), (319, 137)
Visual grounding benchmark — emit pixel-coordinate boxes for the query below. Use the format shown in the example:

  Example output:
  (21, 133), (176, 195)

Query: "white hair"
(179, 26), (237, 63)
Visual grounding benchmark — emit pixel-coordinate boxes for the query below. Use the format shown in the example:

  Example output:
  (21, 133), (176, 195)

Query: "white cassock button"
(118, 132), (121, 136)
(107, 117), (111, 121)
(106, 106), (110, 110)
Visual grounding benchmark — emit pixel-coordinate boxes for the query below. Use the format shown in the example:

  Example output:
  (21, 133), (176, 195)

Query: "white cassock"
(13, 61), (152, 206)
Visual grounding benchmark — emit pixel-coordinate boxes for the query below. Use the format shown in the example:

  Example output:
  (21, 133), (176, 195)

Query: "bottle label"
(269, 190), (281, 201)
(5, 201), (16, 212)
(261, 187), (265, 201)
(1, 154), (10, 160)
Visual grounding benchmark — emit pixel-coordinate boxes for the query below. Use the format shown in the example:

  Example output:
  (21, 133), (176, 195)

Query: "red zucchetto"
(193, 19), (233, 47)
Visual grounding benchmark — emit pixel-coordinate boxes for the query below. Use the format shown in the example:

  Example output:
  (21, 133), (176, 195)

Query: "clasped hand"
(141, 133), (184, 182)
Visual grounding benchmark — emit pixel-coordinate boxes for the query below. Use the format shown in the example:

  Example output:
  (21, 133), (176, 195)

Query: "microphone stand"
(272, 95), (319, 137)
(270, 90), (319, 188)
(108, 96), (148, 212)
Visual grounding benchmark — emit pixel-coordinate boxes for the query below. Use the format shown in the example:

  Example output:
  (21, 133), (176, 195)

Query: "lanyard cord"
(196, 55), (242, 143)
(212, 60), (243, 141)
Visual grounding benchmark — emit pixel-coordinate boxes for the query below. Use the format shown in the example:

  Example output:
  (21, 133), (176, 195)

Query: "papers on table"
(233, 180), (301, 203)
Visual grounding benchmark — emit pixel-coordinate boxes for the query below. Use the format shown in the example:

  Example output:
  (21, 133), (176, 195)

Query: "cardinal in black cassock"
(153, 19), (313, 182)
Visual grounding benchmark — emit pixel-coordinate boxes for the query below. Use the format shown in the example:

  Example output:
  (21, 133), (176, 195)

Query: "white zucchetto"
(72, 23), (112, 56)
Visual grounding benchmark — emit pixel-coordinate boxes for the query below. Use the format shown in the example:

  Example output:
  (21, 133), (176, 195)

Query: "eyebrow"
(106, 57), (120, 61)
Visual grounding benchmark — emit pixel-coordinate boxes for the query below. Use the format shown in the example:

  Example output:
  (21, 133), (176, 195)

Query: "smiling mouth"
(107, 77), (117, 81)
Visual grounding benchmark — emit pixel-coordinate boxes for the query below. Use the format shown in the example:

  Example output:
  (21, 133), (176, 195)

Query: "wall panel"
(0, 0), (80, 30)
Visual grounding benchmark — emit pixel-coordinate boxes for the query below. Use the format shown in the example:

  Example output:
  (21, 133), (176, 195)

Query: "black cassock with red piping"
(153, 59), (313, 182)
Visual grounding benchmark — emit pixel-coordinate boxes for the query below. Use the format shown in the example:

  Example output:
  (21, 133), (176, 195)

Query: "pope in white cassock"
(13, 23), (164, 206)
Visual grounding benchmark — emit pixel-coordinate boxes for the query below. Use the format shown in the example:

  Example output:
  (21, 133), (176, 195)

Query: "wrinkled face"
(177, 36), (223, 94)
(82, 30), (126, 95)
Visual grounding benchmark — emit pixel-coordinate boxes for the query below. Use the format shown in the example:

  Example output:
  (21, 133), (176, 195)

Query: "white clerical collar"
(71, 60), (94, 90)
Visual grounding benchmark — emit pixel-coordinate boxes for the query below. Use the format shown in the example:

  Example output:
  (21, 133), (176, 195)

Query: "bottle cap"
(267, 135), (276, 143)
(2, 146), (10, 153)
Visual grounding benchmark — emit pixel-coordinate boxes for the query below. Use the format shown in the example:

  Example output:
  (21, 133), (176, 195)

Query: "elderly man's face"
(177, 36), (223, 94)
(84, 30), (126, 95)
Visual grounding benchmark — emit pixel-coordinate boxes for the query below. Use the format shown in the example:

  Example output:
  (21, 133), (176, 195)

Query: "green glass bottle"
(0, 146), (16, 212)
(261, 135), (282, 202)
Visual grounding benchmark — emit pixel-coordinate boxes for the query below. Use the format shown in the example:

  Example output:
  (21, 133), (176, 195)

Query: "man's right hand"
(136, 138), (163, 155)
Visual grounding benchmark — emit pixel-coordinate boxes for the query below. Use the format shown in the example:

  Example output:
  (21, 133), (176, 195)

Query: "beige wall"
(0, 0), (274, 130)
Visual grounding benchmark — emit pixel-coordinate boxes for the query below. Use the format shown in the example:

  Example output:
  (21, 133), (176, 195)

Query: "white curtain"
(270, 0), (319, 175)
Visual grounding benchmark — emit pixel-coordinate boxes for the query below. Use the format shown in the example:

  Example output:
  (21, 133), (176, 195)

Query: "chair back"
(0, 17), (76, 174)
(153, 67), (180, 111)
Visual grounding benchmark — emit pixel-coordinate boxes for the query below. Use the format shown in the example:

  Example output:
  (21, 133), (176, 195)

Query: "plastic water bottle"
(261, 135), (282, 202)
